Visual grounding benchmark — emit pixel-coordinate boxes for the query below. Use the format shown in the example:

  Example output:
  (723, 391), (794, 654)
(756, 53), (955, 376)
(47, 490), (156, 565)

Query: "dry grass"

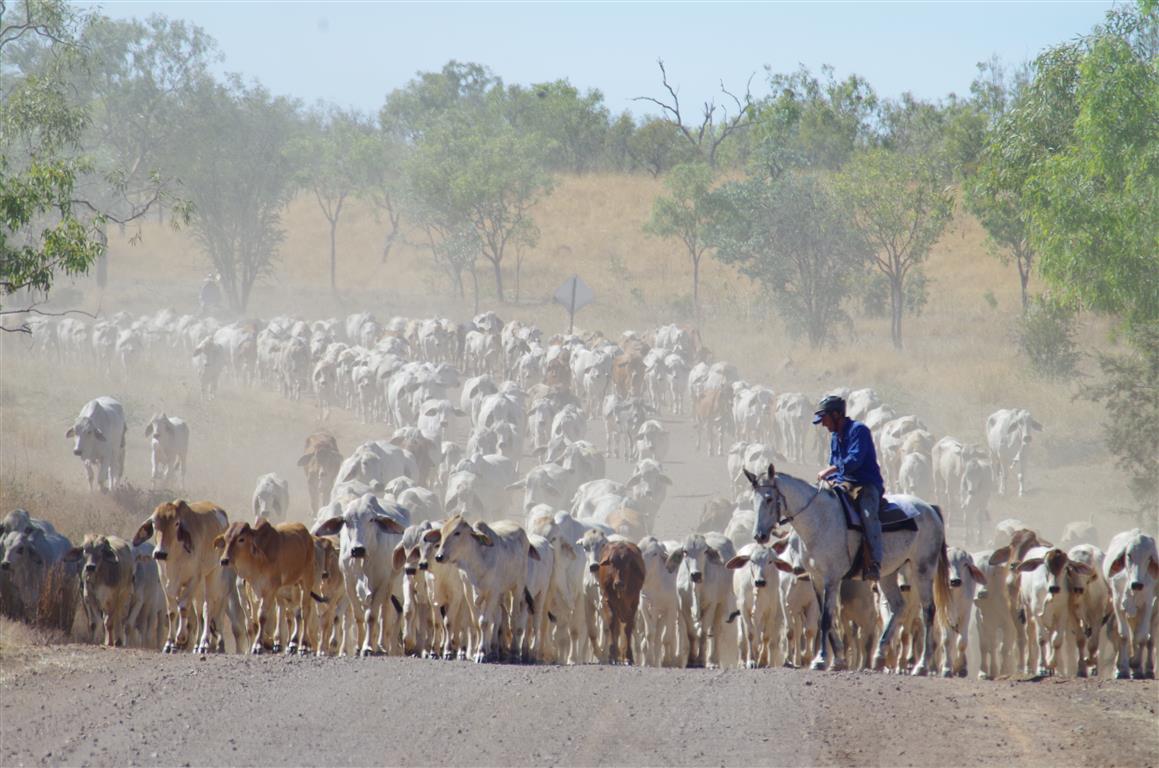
(1, 171), (1147, 586)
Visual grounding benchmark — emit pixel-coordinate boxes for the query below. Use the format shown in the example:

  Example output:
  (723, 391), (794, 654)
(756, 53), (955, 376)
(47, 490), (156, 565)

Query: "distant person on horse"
(199, 273), (222, 317)
(813, 394), (884, 581)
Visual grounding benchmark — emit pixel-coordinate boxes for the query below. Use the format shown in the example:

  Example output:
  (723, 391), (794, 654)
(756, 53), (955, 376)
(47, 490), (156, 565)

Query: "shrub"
(1015, 296), (1080, 379)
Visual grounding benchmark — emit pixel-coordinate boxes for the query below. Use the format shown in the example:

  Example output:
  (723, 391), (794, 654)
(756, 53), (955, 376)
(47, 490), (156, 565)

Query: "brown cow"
(611, 352), (646, 398)
(298, 432), (342, 512)
(597, 540), (646, 665)
(215, 518), (319, 655)
(311, 536), (349, 656)
(133, 500), (247, 653)
(990, 527), (1053, 673)
(694, 386), (732, 456)
(64, 534), (134, 647)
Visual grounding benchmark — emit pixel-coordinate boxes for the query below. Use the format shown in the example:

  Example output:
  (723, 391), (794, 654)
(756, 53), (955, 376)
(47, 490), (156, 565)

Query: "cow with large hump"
(728, 541), (791, 668)
(313, 493), (408, 657)
(1013, 545), (1093, 676)
(0, 509), (74, 623)
(1103, 529), (1159, 679)
(64, 534), (134, 647)
(66, 396), (127, 493)
(133, 499), (248, 653)
(425, 515), (539, 663)
(215, 518), (319, 655)
(668, 531), (737, 669)
(986, 408), (1043, 497)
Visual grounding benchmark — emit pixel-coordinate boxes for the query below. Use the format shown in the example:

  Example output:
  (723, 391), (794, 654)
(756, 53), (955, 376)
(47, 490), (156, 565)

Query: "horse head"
(743, 463), (779, 543)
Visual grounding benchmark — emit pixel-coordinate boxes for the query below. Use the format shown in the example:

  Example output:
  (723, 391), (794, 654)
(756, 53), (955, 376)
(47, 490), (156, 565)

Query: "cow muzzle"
(73, 449), (82, 456)
(219, 557), (230, 567)
(1131, 581), (1145, 592)
(1048, 585), (1060, 594)
(351, 546), (367, 559)
(419, 562), (429, 571)
(434, 553), (446, 563)
(0, 562), (9, 571)
(84, 563), (97, 573)
(754, 579), (767, 589)
(690, 572), (703, 584)
(588, 563), (599, 574)
(404, 566), (417, 576)
(153, 550), (168, 561)
(949, 578), (962, 588)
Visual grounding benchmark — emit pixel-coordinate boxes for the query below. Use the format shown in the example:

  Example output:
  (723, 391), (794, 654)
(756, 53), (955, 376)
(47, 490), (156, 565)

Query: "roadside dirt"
(1, 646), (1156, 767)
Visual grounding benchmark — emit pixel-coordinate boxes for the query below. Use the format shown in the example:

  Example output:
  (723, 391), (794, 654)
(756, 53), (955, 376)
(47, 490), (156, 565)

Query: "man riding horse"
(813, 395), (883, 581)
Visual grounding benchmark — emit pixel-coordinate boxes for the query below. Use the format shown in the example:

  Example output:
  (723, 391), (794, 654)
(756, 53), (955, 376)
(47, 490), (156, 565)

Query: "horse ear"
(743, 469), (758, 488)
(766, 463), (775, 479)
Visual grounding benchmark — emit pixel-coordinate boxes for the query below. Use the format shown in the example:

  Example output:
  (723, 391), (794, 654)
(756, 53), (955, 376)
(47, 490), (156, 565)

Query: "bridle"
(754, 477), (823, 526)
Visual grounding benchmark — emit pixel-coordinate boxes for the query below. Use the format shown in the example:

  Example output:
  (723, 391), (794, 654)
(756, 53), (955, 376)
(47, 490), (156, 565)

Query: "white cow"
(66, 396), (126, 492)
(634, 420), (670, 464)
(986, 408), (1043, 496)
(144, 413), (189, 488)
(972, 548), (1018, 680)
(727, 542), (789, 669)
(780, 533), (819, 668)
(669, 532), (737, 669)
(1067, 544), (1112, 678)
(940, 547), (987, 677)
(252, 473), (290, 522)
(1015, 546), (1092, 676)
(636, 536), (681, 667)
(774, 392), (811, 464)
(1104, 529), (1159, 679)
(312, 493), (408, 657)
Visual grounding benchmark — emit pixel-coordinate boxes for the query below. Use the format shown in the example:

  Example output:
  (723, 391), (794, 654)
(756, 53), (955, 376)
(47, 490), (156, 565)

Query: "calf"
(636, 536), (681, 668)
(727, 542), (790, 668)
(298, 432), (342, 514)
(133, 500), (247, 653)
(252, 473), (290, 522)
(1015, 546), (1092, 676)
(1104, 529), (1159, 679)
(971, 548), (1019, 680)
(145, 413), (190, 488)
(597, 540), (646, 665)
(425, 516), (539, 663)
(64, 535), (134, 646)
(1067, 544), (1112, 678)
(779, 533), (819, 668)
(940, 547), (987, 677)
(668, 532), (737, 668)
(215, 519), (319, 654)
(125, 542), (167, 649)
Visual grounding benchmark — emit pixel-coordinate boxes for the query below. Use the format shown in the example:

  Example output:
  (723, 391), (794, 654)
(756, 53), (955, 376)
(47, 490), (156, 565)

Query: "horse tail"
(931, 508), (953, 634)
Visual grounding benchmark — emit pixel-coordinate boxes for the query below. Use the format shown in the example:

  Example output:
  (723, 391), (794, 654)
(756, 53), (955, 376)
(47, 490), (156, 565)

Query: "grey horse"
(746, 465), (952, 675)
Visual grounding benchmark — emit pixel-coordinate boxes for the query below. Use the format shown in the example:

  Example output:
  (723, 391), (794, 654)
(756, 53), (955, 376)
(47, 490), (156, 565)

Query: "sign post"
(552, 275), (594, 333)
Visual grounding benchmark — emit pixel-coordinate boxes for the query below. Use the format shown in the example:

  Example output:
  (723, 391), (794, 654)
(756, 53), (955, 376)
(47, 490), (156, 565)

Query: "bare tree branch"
(1, 303), (101, 334)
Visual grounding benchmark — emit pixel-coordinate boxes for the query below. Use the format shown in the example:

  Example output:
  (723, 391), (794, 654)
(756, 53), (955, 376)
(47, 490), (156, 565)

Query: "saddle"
(834, 487), (919, 534)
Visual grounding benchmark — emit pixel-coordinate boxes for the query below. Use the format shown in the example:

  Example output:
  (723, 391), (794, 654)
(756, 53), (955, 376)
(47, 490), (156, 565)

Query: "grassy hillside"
(2, 171), (1141, 552)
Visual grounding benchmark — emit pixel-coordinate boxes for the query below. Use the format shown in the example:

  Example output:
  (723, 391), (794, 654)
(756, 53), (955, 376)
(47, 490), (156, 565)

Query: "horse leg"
(873, 573), (905, 672)
(811, 582), (845, 671)
(912, 570), (937, 676)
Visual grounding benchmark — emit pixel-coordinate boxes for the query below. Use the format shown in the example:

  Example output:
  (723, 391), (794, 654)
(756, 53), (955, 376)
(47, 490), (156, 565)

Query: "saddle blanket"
(838, 491), (920, 533)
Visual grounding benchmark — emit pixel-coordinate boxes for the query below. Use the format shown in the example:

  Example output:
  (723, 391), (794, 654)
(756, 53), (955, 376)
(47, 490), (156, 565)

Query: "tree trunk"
(471, 265), (481, 315)
(491, 258), (505, 304)
(890, 276), (904, 350)
(1017, 247), (1031, 312)
(691, 253), (701, 326)
(329, 218), (338, 296)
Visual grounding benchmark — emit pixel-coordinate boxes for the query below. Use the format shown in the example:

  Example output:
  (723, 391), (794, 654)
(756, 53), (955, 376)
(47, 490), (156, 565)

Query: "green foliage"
(627, 118), (696, 177)
(171, 76), (302, 312)
(1022, 10), (1159, 331)
(749, 65), (878, 177)
(1014, 296), (1081, 380)
(1, 0), (105, 313)
(710, 172), (869, 347)
(834, 148), (953, 348)
(504, 80), (609, 173)
(1083, 324), (1159, 514)
(644, 162), (724, 320)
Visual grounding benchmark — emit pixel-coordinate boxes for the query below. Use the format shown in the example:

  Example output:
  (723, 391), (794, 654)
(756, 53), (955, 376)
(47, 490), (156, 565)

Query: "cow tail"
(933, 539), (953, 635)
(523, 587), (535, 615)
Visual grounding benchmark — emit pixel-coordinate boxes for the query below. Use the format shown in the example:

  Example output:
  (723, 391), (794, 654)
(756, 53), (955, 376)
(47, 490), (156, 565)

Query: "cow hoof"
(911, 665), (928, 677)
(829, 660), (847, 672)
(957, 668), (967, 678)
(271, 643), (282, 653)
(1116, 668), (1131, 680)
(810, 659), (827, 671)
(1089, 667), (1099, 677)
(162, 643), (174, 654)
(940, 668), (953, 678)
(250, 645), (264, 655)
(285, 644), (298, 655)
(1133, 670), (1154, 680)
(745, 660), (757, 670)
(707, 662), (720, 670)
(1077, 667), (1088, 679)
(978, 671), (990, 681)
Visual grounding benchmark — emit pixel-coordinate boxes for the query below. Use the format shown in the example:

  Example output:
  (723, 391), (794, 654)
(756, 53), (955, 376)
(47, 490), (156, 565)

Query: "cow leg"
(873, 574), (905, 671)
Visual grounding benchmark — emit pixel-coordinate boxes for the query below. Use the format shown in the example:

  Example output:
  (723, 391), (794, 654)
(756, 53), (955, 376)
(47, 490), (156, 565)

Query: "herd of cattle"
(1, 308), (1156, 680)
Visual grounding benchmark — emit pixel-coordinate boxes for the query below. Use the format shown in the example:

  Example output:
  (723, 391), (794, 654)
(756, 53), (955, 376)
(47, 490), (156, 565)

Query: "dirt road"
(2, 646), (1156, 767)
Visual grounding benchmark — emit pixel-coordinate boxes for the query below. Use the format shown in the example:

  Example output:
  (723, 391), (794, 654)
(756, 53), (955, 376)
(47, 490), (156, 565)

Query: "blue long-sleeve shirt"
(829, 418), (885, 493)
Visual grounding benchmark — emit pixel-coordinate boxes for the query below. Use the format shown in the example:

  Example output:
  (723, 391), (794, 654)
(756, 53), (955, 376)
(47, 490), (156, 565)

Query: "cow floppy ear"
(373, 516), (406, 535)
(213, 534), (225, 550)
(313, 517), (344, 538)
(665, 549), (685, 573)
(743, 469), (758, 488)
(132, 519), (154, 547)
(93, 427), (106, 442)
(1067, 561), (1093, 577)
(725, 555), (750, 570)
(967, 563), (988, 586)
(770, 538), (790, 555)
(422, 529), (442, 544)
(102, 544), (119, 562)
(63, 547), (82, 563)
(1107, 553), (1126, 578)
(65, 426), (76, 439)
(472, 522), (495, 547)
(1150, 558), (1159, 580)
(297, 454), (312, 468)
(392, 544), (406, 572)
(706, 546), (723, 565)
(773, 558), (795, 573)
(176, 521), (194, 553)
(145, 423), (154, 438)
(528, 544), (541, 561)
(989, 546), (1011, 566)
(1015, 558), (1044, 573)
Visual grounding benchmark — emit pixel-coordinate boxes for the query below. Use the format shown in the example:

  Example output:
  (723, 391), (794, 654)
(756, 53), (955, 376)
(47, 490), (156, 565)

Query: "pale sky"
(87, 1), (1119, 118)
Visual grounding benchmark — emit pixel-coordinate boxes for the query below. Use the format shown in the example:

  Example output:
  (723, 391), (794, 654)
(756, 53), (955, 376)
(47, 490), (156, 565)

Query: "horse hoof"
(911, 665), (928, 677)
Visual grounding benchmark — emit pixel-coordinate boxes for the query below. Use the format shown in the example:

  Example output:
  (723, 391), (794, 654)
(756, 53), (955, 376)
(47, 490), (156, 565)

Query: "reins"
(758, 478), (823, 526)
